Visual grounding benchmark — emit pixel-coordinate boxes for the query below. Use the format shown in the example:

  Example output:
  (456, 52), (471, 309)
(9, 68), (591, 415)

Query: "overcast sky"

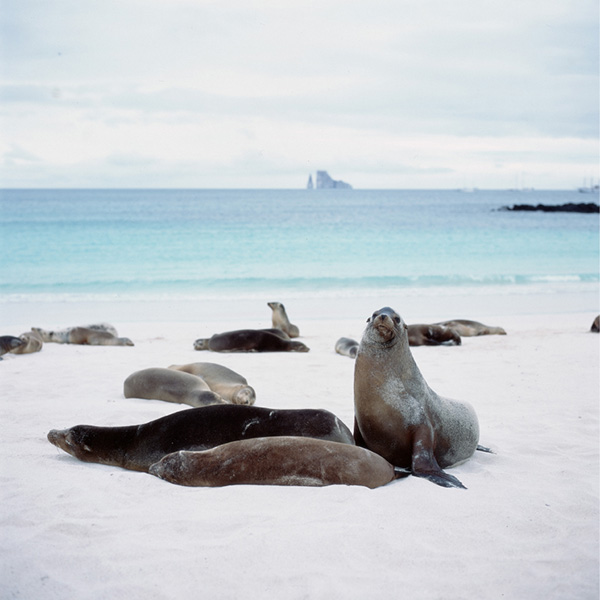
(1, 0), (598, 189)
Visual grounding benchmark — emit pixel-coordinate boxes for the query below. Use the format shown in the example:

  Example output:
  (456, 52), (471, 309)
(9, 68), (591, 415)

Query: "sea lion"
(9, 330), (43, 355)
(168, 362), (256, 405)
(267, 302), (300, 338)
(149, 437), (402, 489)
(335, 337), (359, 358)
(31, 325), (133, 346)
(435, 319), (507, 336)
(353, 307), (480, 489)
(407, 324), (462, 346)
(124, 367), (226, 407)
(591, 315), (599, 332)
(47, 405), (355, 472)
(194, 329), (309, 353)
(0, 336), (24, 359)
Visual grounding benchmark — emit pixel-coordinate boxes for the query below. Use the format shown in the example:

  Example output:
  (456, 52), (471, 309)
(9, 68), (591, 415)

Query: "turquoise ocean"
(1, 188), (598, 322)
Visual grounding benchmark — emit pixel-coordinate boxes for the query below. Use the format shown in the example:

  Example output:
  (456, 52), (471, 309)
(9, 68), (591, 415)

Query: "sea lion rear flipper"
(476, 444), (494, 454)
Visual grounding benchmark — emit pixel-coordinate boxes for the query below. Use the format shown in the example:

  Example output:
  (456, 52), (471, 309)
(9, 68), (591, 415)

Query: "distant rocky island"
(501, 202), (599, 214)
(307, 171), (352, 189)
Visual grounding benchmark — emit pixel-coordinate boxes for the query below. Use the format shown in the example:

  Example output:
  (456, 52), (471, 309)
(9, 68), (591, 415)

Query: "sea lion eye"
(394, 317), (400, 324)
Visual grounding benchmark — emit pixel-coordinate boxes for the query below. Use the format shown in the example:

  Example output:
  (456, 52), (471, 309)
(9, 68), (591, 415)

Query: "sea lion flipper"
(476, 444), (494, 454)
(411, 433), (467, 489)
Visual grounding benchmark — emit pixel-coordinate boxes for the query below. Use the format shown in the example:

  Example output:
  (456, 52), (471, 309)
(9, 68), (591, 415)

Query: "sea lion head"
(47, 426), (99, 462)
(364, 307), (407, 346)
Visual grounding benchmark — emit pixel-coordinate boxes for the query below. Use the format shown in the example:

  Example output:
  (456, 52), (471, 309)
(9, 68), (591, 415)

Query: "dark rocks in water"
(500, 202), (599, 214)
(311, 171), (352, 189)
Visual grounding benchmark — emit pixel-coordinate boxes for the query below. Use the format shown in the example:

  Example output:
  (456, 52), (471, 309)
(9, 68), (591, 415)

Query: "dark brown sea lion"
(267, 301), (300, 338)
(335, 337), (359, 358)
(47, 405), (355, 472)
(10, 330), (43, 355)
(32, 324), (133, 346)
(407, 324), (462, 346)
(193, 329), (309, 352)
(124, 367), (226, 407)
(435, 319), (507, 336)
(0, 335), (24, 359)
(591, 315), (599, 332)
(149, 436), (402, 489)
(354, 307), (480, 489)
(168, 362), (256, 405)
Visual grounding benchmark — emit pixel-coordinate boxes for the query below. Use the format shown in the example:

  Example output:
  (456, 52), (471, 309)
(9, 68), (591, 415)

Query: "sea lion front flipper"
(411, 432), (467, 489)
(476, 444), (494, 454)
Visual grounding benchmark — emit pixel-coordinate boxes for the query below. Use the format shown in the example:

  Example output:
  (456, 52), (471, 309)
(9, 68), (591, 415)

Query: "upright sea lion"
(0, 336), (24, 359)
(591, 315), (599, 333)
(194, 329), (309, 353)
(10, 330), (43, 355)
(47, 405), (355, 472)
(354, 307), (480, 489)
(407, 324), (462, 346)
(150, 437), (401, 489)
(32, 325), (133, 346)
(168, 362), (256, 405)
(335, 337), (359, 358)
(435, 319), (507, 336)
(267, 302), (300, 338)
(124, 367), (226, 407)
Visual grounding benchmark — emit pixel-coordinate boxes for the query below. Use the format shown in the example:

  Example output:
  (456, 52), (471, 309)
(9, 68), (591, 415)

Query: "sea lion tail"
(476, 444), (494, 454)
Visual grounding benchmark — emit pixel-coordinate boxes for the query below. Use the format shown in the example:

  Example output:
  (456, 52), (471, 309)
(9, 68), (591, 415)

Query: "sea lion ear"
(404, 323), (408, 331)
(366, 317), (371, 323)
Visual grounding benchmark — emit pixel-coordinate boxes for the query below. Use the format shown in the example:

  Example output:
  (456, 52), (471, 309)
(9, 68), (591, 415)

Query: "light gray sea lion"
(435, 319), (507, 336)
(168, 362), (256, 405)
(124, 367), (226, 407)
(0, 336), (24, 359)
(47, 405), (355, 472)
(407, 324), (462, 346)
(32, 325), (133, 346)
(591, 315), (599, 332)
(354, 307), (480, 489)
(268, 301), (300, 338)
(335, 337), (359, 358)
(9, 330), (43, 355)
(149, 436), (402, 488)
(194, 329), (309, 353)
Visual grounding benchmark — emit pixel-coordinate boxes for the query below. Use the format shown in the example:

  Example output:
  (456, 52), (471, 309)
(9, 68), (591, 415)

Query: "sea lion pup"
(267, 301), (300, 338)
(9, 330), (43, 355)
(0, 335), (25, 359)
(591, 315), (599, 332)
(354, 307), (480, 489)
(150, 437), (402, 489)
(435, 319), (507, 336)
(31, 325), (133, 346)
(47, 405), (355, 473)
(407, 324), (462, 346)
(193, 329), (309, 353)
(124, 367), (227, 407)
(168, 362), (256, 405)
(335, 337), (359, 358)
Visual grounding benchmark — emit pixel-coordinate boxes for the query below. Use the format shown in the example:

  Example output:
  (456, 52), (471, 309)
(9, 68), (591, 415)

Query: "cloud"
(0, 0), (597, 188)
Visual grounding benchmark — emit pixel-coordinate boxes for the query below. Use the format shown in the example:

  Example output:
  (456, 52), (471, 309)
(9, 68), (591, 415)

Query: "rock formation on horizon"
(307, 171), (352, 189)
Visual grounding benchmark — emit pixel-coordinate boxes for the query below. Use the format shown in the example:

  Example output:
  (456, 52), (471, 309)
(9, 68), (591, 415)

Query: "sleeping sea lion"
(168, 362), (256, 405)
(47, 405), (355, 472)
(435, 319), (507, 336)
(194, 329), (309, 352)
(407, 324), (462, 346)
(150, 437), (402, 489)
(124, 367), (226, 407)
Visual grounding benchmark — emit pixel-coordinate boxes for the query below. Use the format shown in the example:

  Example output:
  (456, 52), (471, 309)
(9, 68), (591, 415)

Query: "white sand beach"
(1, 289), (598, 599)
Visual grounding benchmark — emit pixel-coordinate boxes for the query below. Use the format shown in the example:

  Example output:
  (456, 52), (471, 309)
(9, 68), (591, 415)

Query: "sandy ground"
(1, 297), (598, 599)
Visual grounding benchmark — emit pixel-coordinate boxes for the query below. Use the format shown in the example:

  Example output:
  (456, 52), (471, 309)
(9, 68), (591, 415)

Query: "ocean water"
(1, 188), (598, 313)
